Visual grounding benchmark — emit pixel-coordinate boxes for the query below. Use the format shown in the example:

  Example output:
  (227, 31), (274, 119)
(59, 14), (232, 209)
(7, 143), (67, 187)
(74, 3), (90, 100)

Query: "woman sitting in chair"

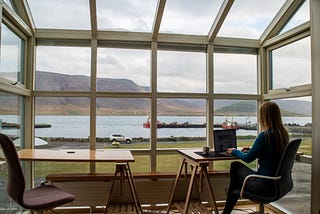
(222, 101), (289, 214)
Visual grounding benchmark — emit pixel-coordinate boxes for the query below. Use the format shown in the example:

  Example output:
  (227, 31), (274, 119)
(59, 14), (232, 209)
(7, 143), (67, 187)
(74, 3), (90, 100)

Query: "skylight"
(27, 0), (91, 30)
(159, 0), (223, 35)
(96, 0), (157, 32)
(217, 0), (287, 39)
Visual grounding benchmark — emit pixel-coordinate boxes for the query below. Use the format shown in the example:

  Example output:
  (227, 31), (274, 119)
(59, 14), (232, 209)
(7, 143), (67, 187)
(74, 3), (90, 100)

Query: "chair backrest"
(0, 133), (26, 206)
(274, 138), (301, 199)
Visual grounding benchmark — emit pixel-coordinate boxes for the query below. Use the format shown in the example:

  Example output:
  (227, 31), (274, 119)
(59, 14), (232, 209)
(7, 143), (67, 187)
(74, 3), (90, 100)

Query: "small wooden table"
(18, 149), (141, 214)
(167, 149), (236, 214)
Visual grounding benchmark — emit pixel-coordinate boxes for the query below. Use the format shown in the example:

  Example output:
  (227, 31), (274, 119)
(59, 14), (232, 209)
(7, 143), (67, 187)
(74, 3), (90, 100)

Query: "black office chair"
(0, 133), (75, 213)
(235, 138), (301, 214)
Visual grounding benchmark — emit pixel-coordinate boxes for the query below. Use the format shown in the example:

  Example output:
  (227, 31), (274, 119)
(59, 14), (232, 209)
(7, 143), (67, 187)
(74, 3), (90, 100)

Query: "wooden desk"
(167, 149), (236, 214)
(18, 149), (141, 214)
(18, 149), (134, 162)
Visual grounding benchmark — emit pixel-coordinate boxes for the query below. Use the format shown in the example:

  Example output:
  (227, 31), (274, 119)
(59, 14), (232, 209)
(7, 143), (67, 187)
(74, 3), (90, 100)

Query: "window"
(96, 97), (150, 151)
(158, 50), (206, 93)
(214, 99), (258, 170)
(214, 53), (257, 94)
(97, 48), (150, 92)
(0, 92), (24, 147)
(35, 46), (91, 91)
(272, 97), (311, 213)
(0, 23), (25, 84)
(270, 37), (311, 89)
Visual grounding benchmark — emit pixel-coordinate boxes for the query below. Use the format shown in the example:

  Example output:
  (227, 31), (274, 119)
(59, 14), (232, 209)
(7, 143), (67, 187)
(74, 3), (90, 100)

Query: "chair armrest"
(240, 174), (281, 198)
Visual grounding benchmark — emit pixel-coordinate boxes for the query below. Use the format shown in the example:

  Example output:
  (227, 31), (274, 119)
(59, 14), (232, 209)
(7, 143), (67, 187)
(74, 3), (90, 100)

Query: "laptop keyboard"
(194, 151), (232, 158)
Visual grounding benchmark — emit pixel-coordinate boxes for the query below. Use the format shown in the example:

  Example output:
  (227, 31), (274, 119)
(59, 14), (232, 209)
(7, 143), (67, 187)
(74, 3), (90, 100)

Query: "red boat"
(221, 120), (239, 130)
(143, 117), (162, 128)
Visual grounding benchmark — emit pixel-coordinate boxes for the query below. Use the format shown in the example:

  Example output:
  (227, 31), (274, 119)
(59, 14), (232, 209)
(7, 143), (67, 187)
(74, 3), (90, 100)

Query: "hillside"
(0, 71), (312, 116)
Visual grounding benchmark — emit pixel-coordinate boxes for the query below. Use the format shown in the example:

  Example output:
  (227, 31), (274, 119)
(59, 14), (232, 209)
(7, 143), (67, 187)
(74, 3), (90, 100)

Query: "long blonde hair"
(259, 101), (289, 152)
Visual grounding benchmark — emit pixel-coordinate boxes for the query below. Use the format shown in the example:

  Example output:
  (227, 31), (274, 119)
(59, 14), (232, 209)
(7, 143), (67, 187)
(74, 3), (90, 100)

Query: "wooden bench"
(46, 171), (230, 212)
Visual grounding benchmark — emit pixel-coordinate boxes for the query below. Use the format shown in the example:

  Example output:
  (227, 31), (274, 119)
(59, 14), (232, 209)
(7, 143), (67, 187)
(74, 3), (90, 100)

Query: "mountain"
(0, 71), (312, 116)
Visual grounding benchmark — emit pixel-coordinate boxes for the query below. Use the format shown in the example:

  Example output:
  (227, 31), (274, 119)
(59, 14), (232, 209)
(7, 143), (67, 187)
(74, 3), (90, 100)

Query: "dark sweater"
(231, 130), (282, 176)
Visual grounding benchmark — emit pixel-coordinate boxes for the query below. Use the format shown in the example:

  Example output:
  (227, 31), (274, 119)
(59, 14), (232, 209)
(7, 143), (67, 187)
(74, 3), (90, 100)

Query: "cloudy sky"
(5, 0), (311, 95)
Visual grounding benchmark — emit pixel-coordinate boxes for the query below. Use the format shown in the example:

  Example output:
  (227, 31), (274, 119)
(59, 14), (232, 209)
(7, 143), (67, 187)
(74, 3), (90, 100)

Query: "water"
(0, 115), (312, 138)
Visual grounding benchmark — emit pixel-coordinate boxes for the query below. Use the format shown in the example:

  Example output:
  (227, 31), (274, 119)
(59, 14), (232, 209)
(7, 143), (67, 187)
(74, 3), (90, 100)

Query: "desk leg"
(104, 163), (141, 214)
(202, 164), (219, 214)
(104, 164), (120, 214)
(125, 163), (142, 214)
(183, 164), (198, 214)
(166, 158), (186, 214)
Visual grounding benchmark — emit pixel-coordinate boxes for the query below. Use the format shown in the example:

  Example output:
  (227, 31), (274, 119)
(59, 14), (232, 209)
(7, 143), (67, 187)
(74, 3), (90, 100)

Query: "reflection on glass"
(97, 48), (150, 92)
(96, 0), (157, 32)
(27, 0), (90, 29)
(214, 53), (257, 94)
(0, 23), (25, 83)
(218, 0), (286, 39)
(35, 46), (91, 91)
(34, 97), (90, 148)
(271, 37), (311, 89)
(0, 92), (24, 147)
(96, 98), (150, 149)
(158, 51), (206, 92)
(157, 98), (206, 149)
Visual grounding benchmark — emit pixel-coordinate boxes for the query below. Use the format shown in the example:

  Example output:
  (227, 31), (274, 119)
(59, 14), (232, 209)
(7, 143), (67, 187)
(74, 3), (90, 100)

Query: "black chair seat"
(23, 185), (75, 210)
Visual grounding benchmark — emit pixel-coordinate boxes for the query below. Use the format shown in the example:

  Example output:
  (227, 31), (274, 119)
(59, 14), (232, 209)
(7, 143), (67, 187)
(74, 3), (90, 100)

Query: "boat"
(143, 117), (162, 128)
(221, 120), (239, 130)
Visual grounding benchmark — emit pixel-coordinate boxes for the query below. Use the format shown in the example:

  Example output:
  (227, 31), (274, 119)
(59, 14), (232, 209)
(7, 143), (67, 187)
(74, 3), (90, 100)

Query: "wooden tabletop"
(178, 149), (236, 162)
(17, 149), (134, 162)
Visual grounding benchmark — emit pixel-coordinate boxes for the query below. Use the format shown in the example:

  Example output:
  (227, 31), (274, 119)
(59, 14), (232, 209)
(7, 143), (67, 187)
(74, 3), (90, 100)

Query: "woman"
(222, 101), (289, 214)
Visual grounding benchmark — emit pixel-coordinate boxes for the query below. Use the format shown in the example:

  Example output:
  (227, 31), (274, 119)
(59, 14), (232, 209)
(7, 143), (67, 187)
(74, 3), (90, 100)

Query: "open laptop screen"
(213, 129), (237, 152)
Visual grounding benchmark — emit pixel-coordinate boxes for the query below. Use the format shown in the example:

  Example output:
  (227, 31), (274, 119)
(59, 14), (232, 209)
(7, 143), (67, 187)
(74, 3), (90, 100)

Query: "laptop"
(195, 129), (237, 158)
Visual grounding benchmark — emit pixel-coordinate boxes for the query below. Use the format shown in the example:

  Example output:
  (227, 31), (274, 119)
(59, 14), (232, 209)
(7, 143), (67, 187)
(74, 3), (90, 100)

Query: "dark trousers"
(222, 161), (256, 214)
(222, 161), (273, 214)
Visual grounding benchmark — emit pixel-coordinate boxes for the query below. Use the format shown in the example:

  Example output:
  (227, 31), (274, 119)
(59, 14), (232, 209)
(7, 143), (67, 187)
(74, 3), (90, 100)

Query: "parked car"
(109, 134), (132, 144)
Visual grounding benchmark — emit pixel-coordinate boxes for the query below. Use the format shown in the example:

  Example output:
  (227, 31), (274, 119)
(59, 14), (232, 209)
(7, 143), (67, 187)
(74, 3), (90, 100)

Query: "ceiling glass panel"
(96, 0), (157, 32)
(3, 0), (15, 11)
(27, 0), (90, 29)
(279, 0), (310, 34)
(159, 0), (223, 35)
(218, 0), (286, 39)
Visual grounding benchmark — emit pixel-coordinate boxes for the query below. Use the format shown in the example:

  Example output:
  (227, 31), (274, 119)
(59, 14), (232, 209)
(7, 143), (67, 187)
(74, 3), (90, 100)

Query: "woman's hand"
(226, 148), (236, 154)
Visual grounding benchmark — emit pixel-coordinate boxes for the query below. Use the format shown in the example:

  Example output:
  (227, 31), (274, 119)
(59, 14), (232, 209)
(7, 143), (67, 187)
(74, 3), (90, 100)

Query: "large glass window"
(0, 92), (24, 211)
(271, 37), (311, 89)
(34, 97), (90, 148)
(214, 53), (257, 94)
(158, 50), (206, 93)
(214, 99), (258, 170)
(0, 23), (25, 84)
(157, 98), (206, 149)
(0, 92), (24, 147)
(96, 98), (150, 150)
(272, 97), (311, 213)
(35, 46), (91, 91)
(97, 48), (150, 92)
